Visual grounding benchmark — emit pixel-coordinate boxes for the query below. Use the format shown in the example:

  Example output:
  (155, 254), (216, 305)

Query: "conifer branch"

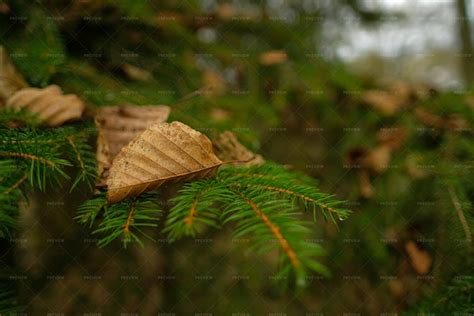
(123, 201), (136, 234)
(184, 199), (198, 228)
(164, 179), (226, 239)
(67, 136), (85, 171)
(79, 163), (347, 285)
(2, 174), (27, 195)
(0, 151), (56, 167)
(92, 193), (162, 247)
(233, 189), (301, 269)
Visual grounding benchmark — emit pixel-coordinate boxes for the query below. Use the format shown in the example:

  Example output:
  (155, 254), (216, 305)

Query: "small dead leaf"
(0, 46), (29, 102)
(405, 240), (432, 275)
(216, 3), (235, 20)
(107, 121), (223, 203)
(95, 105), (170, 184)
(210, 108), (231, 122)
(6, 85), (85, 126)
(387, 81), (412, 102)
(377, 127), (406, 150)
(203, 71), (226, 96)
(122, 63), (152, 82)
(444, 114), (468, 132)
(362, 90), (404, 116)
(414, 108), (444, 129)
(213, 131), (264, 166)
(259, 50), (287, 66)
(388, 279), (405, 298)
(405, 154), (430, 179)
(0, 3), (10, 14)
(364, 145), (392, 174)
(411, 83), (436, 100)
(357, 169), (374, 198)
(415, 108), (468, 132)
(155, 11), (185, 26)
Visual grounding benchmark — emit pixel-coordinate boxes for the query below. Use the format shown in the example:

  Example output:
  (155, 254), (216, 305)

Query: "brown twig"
(448, 186), (472, 253)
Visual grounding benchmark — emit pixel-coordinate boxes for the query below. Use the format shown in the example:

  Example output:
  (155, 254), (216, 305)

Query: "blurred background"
(0, 0), (473, 314)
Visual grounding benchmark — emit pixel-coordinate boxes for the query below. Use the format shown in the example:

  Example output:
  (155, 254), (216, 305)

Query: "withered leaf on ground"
(107, 121), (223, 203)
(213, 131), (264, 166)
(362, 90), (405, 116)
(377, 127), (406, 150)
(405, 240), (432, 275)
(6, 85), (85, 126)
(202, 71), (226, 96)
(95, 105), (170, 184)
(415, 108), (468, 132)
(357, 170), (374, 198)
(363, 145), (392, 174)
(121, 63), (153, 82)
(259, 50), (288, 66)
(0, 46), (29, 102)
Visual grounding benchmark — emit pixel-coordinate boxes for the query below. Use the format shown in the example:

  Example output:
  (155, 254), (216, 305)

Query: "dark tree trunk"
(456, 0), (474, 86)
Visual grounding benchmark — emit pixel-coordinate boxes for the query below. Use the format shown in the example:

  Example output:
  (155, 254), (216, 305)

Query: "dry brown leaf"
(388, 279), (405, 298)
(0, 3), (10, 14)
(6, 85), (85, 126)
(122, 63), (153, 82)
(95, 105), (170, 183)
(213, 131), (265, 166)
(411, 83), (436, 100)
(364, 145), (392, 174)
(216, 3), (235, 19)
(0, 46), (29, 102)
(362, 90), (405, 116)
(155, 11), (185, 26)
(377, 127), (406, 150)
(210, 108), (231, 122)
(357, 170), (374, 198)
(259, 50), (288, 66)
(203, 71), (226, 96)
(404, 154), (431, 179)
(414, 108), (468, 132)
(387, 81), (412, 100)
(405, 240), (432, 275)
(107, 121), (223, 203)
(414, 108), (444, 129)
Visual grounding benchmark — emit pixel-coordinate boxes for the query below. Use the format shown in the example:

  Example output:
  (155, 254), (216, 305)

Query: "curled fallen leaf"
(6, 85), (85, 126)
(95, 105), (170, 184)
(210, 108), (231, 122)
(203, 71), (226, 96)
(377, 127), (406, 150)
(362, 90), (405, 116)
(405, 154), (430, 179)
(405, 240), (432, 275)
(346, 145), (391, 198)
(259, 50), (287, 66)
(414, 108), (468, 132)
(0, 3), (10, 14)
(388, 279), (405, 299)
(122, 63), (153, 82)
(363, 145), (392, 174)
(357, 169), (374, 198)
(107, 121), (223, 203)
(213, 131), (264, 166)
(216, 3), (235, 20)
(0, 46), (29, 102)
